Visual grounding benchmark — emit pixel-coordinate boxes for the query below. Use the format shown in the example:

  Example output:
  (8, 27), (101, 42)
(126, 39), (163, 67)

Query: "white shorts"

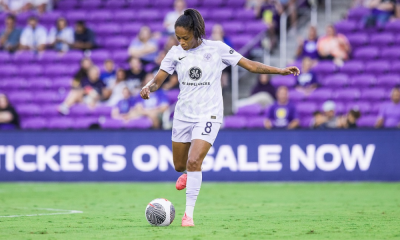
(171, 119), (221, 145)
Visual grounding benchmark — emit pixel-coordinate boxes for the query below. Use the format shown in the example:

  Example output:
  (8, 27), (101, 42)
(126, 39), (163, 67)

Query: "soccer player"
(140, 9), (300, 227)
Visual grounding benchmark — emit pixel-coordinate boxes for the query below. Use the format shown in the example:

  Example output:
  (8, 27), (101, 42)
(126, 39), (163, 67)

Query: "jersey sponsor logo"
(229, 48), (234, 54)
(178, 56), (186, 60)
(188, 67), (202, 81)
(203, 53), (212, 62)
(181, 82), (210, 86)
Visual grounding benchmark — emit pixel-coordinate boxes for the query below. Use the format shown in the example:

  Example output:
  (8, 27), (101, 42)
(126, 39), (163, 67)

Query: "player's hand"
(140, 86), (150, 100)
(280, 66), (300, 76)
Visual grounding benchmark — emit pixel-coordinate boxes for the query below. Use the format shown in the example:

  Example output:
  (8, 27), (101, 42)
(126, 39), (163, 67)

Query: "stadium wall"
(0, 130), (399, 181)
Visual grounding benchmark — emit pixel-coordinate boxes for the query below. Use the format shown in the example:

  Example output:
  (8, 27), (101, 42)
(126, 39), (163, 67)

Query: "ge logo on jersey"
(188, 67), (202, 81)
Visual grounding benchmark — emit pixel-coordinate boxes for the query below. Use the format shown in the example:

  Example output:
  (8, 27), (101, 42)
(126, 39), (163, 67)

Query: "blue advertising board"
(0, 130), (399, 181)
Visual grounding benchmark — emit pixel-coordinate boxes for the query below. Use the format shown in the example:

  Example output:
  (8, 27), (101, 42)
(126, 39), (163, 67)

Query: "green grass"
(0, 183), (399, 240)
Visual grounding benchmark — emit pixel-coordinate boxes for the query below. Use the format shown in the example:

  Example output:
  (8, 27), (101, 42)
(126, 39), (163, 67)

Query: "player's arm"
(140, 70), (169, 100)
(237, 57), (300, 76)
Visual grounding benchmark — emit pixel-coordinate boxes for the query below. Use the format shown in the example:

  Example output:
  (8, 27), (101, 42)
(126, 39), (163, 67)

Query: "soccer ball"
(145, 198), (175, 226)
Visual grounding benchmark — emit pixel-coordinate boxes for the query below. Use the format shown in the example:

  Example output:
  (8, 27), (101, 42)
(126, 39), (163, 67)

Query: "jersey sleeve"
(160, 47), (177, 75)
(218, 41), (243, 67)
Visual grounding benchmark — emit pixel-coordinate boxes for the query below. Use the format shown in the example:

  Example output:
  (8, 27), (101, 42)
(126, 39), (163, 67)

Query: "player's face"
(175, 26), (197, 51)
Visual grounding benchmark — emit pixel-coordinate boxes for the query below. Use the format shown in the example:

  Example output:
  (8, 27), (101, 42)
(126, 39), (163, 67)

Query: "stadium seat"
(321, 74), (349, 88)
(333, 89), (361, 101)
(357, 115), (377, 128)
(48, 117), (75, 129)
(125, 117), (153, 129)
(349, 74), (376, 88)
(21, 118), (48, 129)
(347, 7), (371, 21)
(312, 61), (337, 75)
(306, 88), (333, 102)
(296, 102), (318, 116)
(376, 75), (400, 88)
(340, 61), (364, 75)
(223, 116), (247, 129)
(289, 89), (305, 102)
(236, 104), (263, 116)
(346, 33), (369, 48)
(335, 20), (358, 34)
(271, 75), (296, 88)
(360, 88), (386, 102)
(246, 117), (266, 129)
(346, 101), (371, 115)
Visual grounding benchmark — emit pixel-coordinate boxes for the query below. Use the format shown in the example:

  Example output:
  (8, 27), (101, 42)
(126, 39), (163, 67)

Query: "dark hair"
(313, 110), (322, 116)
(175, 8), (205, 41)
(76, 20), (86, 26)
(6, 14), (16, 21)
(28, 15), (38, 21)
(349, 109), (361, 119)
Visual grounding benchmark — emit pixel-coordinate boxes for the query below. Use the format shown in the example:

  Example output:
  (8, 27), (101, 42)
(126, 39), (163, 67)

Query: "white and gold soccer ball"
(145, 198), (175, 226)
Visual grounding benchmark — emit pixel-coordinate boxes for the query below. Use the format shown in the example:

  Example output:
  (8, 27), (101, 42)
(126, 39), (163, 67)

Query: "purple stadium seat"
(376, 75), (400, 88)
(312, 61), (337, 75)
(357, 116), (377, 128)
(246, 117), (265, 129)
(231, 35), (253, 50)
(195, 8), (211, 20)
(370, 33), (395, 46)
(340, 61), (364, 75)
(307, 88), (333, 102)
(289, 89), (305, 102)
(90, 50), (111, 62)
(364, 61), (390, 75)
(41, 104), (59, 117)
(12, 51), (35, 63)
(8, 91), (33, 104)
(245, 21), (268, 35)
(210, 9), (233, 21)
(165, 89), (179, 104)
(20, 65), (43, 77)
(73, 117), (99, 129)
(347, 7), (371, 21)
(137, 10), (162, 21)
(52, 77), (72, 90)
(384, 20), (400, 33)
(56, 0), (79, 10)
(48, 117), (74, 129)
(26, 77), (52, 90)
(335, 20), (357, 34)
(21, 118), (48, 129)
(16, 104), (41, 117)
(333, 88), (360, 101)
(0, 65), (17, 76)
(346, 33), (369, 48)
(229, 0), (245, 8)
(300, 117), (313, 128)
(104, 0), (127, 9)
(203, 0), (224, 7)
(69, 104), (90, 116)
(271, 75), (296, 88)
(223, 116), (247, 129)
(92, 105), (112, 117)
(121, 23), (142, 36)
(96, 23), (121, 36)
(1, 78), (27, 90)
(236, 104), (263, 116)
(391, 61), (400, 74)
(33, 91), (61, 103)
(125, 117), (153, 129)
(321, 74), (349, 88)
(112, 50), (129, 63)
(88, 10), (112, 21)
(237, 9), (256, 20)
(112, 10), (136, 21)
(360, 88), (386, 101)
(153, 0), (175, 8)
(296, 102), (318, 116)
(66, 11), (88, 22)
(104, 37), (129, 49)
(222, 21), (244, 35)
(148, 23), (164, 33)
(80, 0), (103, 8)
(39, 11), (62, 25)
(350, 74), (376, 88)
(38, 51), (61, 63)
(100, 118), (124, 129)
(186, 0), (201, 7)
(353, 47), (379, 60)
(62, 51), (84, 63)
(127, 0), (151, 8)
(0, 52), (10, 63)
(380, 47), (400, 60)
(346, 101), (371, 114)
(44, 64), (69, 77)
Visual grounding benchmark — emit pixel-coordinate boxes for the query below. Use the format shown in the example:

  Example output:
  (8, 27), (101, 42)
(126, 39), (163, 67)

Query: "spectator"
(125, 57), (146, 93)
(321, 100), (341, 128)
(237, 74), (276, 108)
(164, 0), (186, 35)
(340, 109), (361, 129)
(27, 0), (49, 14)
(59, 66), (109, 114)
(148, 50), (179, 90)
(0, 15), (21, 52)
(111, 87), (136, 121)
(130, 73), (169, 128)
(363, 0), (396, 28)
(210, 24), (233, 47)
(264, 86), (299, 129)
(19, 16), (47, 52)
(106, 68), (129, 106)
(0, 0), (29, 14)
(100, 59), (116, 87)
(0, 93), (19, 130)
(317, 25), (351, 67)
(71, 57), (93, 88)
(295, 57), (318, 96)
(163, 35), (179, 51)
(279, 0), (297, 29)
(48, 17), (74, 52)
(72, 20), (96, 51)
(311, 110), (327, 129)
(128, 26), (158, 64)
(375, 88), (400, 128)
(296, 26), (319, 62)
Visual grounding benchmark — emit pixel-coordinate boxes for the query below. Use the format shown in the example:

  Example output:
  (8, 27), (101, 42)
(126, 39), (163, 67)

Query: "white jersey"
(160, 39), (243, 123)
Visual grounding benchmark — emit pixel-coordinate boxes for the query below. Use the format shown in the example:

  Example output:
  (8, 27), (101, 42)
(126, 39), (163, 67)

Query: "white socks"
(185, 171), (202, 218)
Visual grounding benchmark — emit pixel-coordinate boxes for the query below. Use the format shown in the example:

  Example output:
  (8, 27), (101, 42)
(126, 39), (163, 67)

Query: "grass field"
(0, 183), (399, 240)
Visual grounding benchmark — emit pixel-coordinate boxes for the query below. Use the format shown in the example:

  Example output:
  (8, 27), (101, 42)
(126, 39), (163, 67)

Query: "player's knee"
(174, 164), (186, 173)
(186, 157), (201, 171)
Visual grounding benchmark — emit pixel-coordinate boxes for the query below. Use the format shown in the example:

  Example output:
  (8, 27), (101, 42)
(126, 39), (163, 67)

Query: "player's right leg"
(172, 141), (190, 190)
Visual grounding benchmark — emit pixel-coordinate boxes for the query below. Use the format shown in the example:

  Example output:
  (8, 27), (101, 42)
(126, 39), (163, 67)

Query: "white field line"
(0, 208), (83, 218)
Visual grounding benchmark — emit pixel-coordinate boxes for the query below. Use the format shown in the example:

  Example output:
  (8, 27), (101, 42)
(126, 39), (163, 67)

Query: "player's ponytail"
(175, 8), (205, 42)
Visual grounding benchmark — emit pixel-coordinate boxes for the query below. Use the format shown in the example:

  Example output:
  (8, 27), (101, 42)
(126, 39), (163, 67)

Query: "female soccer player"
(140, 9), (300, 227)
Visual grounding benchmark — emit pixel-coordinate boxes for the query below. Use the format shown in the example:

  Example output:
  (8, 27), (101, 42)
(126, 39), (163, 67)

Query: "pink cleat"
(176, 173), (187, 190)
(181, 213), (194, 227)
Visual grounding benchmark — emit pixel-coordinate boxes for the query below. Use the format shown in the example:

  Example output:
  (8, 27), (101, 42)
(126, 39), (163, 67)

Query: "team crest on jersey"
(188, 67), (202, 81)
(203, 53), (212, 62)
(229, 48), (234, 54)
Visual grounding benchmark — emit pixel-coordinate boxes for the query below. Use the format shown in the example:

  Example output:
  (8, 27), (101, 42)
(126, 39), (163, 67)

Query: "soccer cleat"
(181, 213), (194, 227)
(176, 173), (187, 190)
